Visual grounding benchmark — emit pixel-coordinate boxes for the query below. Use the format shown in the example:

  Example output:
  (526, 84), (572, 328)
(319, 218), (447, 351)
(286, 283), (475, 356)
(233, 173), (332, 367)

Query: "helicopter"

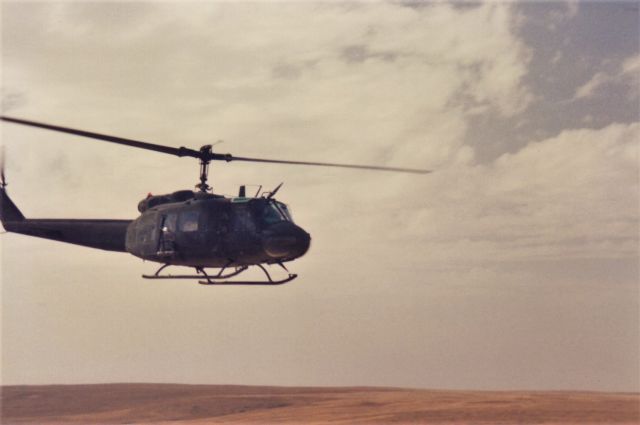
(0, 116), (430, 285)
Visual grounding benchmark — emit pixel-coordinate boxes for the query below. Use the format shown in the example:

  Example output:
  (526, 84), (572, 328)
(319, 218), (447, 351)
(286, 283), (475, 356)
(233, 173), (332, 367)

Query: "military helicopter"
(0, 116), (430, 285)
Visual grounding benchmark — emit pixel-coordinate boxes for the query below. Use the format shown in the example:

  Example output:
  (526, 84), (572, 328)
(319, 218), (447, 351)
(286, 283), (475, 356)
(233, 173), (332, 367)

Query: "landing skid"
(142, 262), (297, 286)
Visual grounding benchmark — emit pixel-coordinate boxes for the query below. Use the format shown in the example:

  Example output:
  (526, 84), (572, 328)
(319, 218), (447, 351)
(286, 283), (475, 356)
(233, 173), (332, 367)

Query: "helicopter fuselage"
(0, 187), (310, 271)
(126, 192), (310, 268)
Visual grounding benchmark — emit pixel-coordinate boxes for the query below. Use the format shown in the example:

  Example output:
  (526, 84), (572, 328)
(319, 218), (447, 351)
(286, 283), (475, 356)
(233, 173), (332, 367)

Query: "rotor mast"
(196, 145), (212, 192)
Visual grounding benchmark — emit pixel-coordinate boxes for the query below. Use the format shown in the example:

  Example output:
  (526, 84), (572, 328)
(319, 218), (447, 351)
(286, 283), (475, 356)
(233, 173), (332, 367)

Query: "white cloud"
(3, 2), (632, 268)
(574, 72), (610, 100)
(574, 53), (640, 100)
(544, 0), (580, 32)
(335, 122), (639, 268)
(3, 2), (532, 166)
(3, 2), (633, 269)
(622, 54), (640, 75)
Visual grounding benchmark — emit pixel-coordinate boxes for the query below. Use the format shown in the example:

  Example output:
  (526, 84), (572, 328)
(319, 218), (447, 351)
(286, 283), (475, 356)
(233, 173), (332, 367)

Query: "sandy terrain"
(1, 384), (638, 424)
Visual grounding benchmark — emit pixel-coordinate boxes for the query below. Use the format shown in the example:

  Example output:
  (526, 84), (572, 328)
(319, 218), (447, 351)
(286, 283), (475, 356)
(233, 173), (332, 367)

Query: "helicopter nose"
(262, 222), (311, 260)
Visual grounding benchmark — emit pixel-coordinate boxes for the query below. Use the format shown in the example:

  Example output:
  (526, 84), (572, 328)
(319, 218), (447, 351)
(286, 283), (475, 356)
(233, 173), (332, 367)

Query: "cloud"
(1, 1), (535, 196)
(622, 54), (640, 74)
(574, 53), (640, 100)
(574, 72), (609, 99)
(542, 0), (580, 32)
(3, 2), (632, 265)
(335, 122), (639, 269)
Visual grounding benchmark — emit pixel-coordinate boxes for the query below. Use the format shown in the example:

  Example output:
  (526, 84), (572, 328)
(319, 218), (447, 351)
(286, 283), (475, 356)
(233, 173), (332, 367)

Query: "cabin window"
(163, 213), (178, 232)
(179, 210), (199, 232)
(235, 205), (257, 232)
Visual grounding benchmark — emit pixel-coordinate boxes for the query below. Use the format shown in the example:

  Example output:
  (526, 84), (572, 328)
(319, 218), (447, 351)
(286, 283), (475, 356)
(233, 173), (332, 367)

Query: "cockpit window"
(275, 202), (293, 222)
(262, 202), (286, 225)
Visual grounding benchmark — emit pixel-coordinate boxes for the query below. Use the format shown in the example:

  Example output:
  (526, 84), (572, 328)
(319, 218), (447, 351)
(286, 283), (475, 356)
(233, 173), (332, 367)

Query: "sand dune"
(1, 384), (638, 424)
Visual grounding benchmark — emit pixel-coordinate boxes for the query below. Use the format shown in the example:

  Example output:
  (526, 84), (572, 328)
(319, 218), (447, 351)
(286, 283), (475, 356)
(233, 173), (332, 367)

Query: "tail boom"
(1, 189), (131, 252)
(3, 219), (131, 252)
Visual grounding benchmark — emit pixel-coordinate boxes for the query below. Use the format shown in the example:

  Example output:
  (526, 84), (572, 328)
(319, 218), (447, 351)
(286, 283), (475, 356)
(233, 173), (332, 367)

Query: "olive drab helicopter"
(0, 116), (430, 285)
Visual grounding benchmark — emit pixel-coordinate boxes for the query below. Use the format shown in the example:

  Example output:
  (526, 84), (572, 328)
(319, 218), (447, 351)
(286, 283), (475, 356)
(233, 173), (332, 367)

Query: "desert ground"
(1, 384), (638, 424)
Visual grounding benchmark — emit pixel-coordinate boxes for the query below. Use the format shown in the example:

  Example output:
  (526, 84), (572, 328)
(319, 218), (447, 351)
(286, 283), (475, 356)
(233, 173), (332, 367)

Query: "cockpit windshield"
(275, 202), (293, 222)
(262, 202), (286, 225)
(261, 201), (294, 225)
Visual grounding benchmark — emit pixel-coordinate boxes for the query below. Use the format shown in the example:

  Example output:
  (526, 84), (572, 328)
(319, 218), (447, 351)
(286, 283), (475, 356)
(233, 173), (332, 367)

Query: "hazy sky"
(1, 1), (638, 392)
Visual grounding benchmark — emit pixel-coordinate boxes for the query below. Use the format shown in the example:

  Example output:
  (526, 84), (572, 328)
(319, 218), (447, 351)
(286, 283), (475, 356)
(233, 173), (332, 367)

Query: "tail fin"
(0, 147), (24, 223)
(1, 188), (25, 223)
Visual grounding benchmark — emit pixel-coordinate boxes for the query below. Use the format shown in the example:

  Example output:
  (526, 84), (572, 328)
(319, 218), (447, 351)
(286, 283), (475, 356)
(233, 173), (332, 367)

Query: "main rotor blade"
(0, 116), (201, 159)
(227, 155), (431, 174)
(1, 116), (432, 174)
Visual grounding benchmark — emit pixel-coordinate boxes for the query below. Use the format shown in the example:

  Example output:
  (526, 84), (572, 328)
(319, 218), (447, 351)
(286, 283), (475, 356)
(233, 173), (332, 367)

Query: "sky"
(1, 1), (638, 392)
